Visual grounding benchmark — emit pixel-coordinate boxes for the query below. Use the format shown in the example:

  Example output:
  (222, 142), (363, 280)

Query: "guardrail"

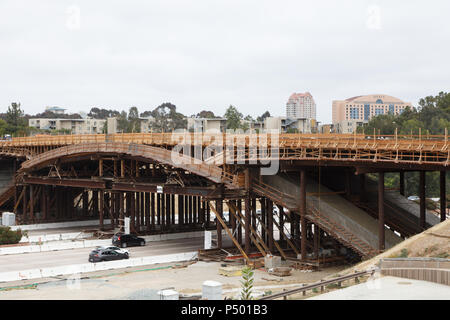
(259, 269), (376, 300)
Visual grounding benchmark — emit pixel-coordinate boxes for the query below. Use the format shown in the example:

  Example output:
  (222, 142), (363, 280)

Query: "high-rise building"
(286, 92), (316, 120)
(332, 94), (413, 133)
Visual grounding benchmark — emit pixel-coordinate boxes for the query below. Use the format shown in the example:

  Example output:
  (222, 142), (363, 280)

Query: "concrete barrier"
(11, 219), (112, 231)
(0, 251), (199, 283)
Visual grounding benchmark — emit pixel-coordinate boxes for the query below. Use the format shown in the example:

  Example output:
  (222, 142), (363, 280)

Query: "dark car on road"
(88, 247), (129, 263)
(112, 233), (146, 248)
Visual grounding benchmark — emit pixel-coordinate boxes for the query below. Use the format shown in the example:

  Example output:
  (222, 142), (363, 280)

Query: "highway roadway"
(0, 237), (205, 272)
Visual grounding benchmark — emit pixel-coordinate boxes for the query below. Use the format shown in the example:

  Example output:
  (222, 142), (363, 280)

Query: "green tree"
(128, 106), (141, 132)
(224, 105), (244, 130)
(257, 111), (271, 122)
(5, 102), (28, 136)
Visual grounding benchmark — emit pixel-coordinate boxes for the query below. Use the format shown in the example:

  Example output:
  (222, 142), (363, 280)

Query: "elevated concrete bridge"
(0, 133), (448, 264)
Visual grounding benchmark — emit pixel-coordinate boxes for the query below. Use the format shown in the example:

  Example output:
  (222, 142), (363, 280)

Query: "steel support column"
(419, 171), (426, 229)
(300, 169), (307, 260)
(378, 172), (385, 251)
(399, 171), (405, 196)
(440, 171), (446, 222)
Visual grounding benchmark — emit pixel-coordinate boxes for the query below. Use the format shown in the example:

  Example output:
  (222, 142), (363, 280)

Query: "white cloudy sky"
(1, 0), (449, 123)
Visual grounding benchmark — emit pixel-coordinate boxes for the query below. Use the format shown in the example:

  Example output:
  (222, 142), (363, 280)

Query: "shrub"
(0, 226), (25, 245)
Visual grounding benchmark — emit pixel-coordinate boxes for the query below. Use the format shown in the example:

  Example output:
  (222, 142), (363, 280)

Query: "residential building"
(186, 117), (227, 132)
(28, 118), (106, 134)
(264, 117), (313, 133)
(286, 92), (316, 120)
(107, 117), (155, 134)
(332, 94), (413, 133)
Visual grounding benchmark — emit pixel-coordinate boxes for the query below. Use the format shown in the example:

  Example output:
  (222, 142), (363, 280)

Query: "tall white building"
(286, 92), (316, 120)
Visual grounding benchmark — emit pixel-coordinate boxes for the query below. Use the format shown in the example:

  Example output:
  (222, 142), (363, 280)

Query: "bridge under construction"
(0, 132), (448, 265)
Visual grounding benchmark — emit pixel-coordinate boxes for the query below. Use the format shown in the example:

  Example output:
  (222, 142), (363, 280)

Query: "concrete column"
(378, 172), (385, 251)
(440, 171), (446, 222)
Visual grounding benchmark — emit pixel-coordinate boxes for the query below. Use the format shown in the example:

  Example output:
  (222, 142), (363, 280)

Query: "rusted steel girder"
(23, 176), (106, 189)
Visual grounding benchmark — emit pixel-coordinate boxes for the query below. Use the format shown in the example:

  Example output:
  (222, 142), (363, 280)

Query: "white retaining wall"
(0, 231), (205, 256)
(0, 251), (198, 283)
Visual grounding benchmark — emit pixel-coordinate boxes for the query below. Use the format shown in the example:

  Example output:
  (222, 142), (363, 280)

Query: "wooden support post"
(188, 196), (193, 224)
(82, 191), (88, 218)
(179, 194), (184, 225)
(165, 193), (171, 226)
(216, 199), (223, 249)
(230, 200), (236, 237)
(171, 194), (176, 225)
(237, 200), (242, 244)
(440, 171), (446, 222)
(145, 192), (150, 231)
(378, 172), (385, 251)
(193, 196), (198, 224)
(99, 190), (104, 230)
(120, 160), (125, 178)
(120, 192), (124, 232)
(22, 185), (27, 223)
(206, 198), (211, 228)
(209, 201), (250, 264)
(267, 200), (274, 253)
(278, 205), (284, 242)
(99, 159), (103, 177)
(150, 193), (155, 229)
(261, 198), (266, 243)
(29, 185), (34, 222)
(245, 196), (251, 254)
(300, 169), (307, 260)
(135, 192), (141, 232)
(156, 193), (161, 225)
(161, 193), (166, 227)
(130, 192), (135, 232)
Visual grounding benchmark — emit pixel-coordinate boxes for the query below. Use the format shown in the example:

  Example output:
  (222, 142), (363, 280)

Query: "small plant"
(0, 226), (25, 245)
(399, 249), (409, 258)
(240, 266), (255, 300)
(312, 288), (318, 293)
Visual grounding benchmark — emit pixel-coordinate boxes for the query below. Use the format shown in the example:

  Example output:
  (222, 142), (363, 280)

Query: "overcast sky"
(1, 0), (449, 123)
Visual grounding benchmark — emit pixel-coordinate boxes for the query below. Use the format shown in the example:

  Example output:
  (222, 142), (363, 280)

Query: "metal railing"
(259, 269), (376, 300)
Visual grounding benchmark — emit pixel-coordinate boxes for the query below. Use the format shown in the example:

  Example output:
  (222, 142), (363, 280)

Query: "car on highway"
(112, 232), (146, 248)
(95, 245), (129, 255)
(88, 247), (129, 263)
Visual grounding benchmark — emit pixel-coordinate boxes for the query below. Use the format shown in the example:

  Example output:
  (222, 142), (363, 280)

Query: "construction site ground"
(0, 259), (348, 300)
